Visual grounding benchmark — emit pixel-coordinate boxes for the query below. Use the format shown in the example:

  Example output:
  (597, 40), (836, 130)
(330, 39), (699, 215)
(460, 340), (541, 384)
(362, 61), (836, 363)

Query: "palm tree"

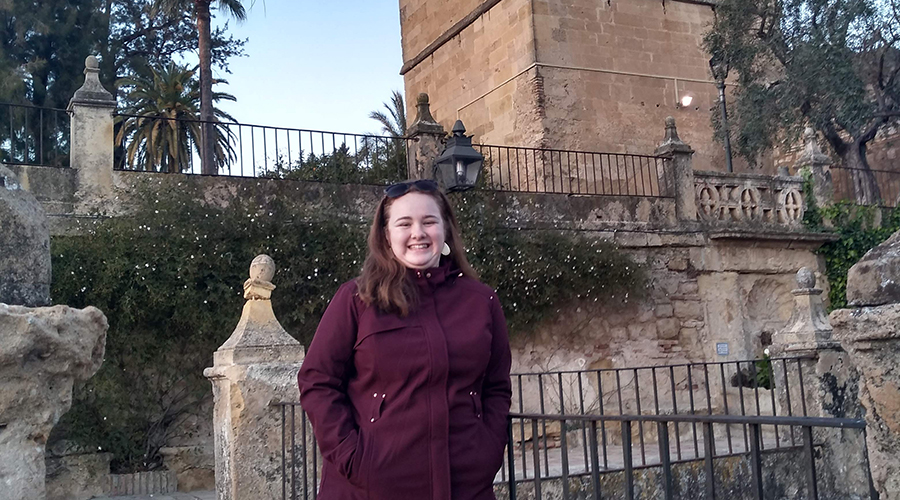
(365, 90), (408, 181)
(156, 0), (248, 175)
(369, 90), (407, 138)
(115, 62), (236, 173)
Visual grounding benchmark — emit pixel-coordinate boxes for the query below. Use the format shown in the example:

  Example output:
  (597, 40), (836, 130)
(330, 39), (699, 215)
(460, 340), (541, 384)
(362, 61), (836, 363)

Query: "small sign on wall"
(716, 342), (729, 356)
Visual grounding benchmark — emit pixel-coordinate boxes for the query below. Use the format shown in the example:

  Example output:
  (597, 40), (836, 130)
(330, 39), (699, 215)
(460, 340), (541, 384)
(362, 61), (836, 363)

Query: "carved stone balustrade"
(693, 171), (805, 228)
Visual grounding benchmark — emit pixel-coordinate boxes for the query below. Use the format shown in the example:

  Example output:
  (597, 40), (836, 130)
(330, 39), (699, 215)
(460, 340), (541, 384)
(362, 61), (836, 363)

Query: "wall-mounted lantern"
(433, 120), (484, 192)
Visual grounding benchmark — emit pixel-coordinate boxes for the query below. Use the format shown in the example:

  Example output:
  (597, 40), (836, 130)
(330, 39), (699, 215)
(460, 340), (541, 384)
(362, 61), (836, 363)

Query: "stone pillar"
(67, 55), (116, 215)
(654, 117), (696, 222)
(406, 93), (446, 180)
(832, 229), (900, 499)
(770, 267), (870, 499)
(203, 255), (306, 500)
(794, 126), (833, 207)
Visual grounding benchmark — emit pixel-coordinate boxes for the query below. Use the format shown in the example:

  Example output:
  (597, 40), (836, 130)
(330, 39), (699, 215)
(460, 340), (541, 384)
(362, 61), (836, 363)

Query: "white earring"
(441, 242), (451, 256)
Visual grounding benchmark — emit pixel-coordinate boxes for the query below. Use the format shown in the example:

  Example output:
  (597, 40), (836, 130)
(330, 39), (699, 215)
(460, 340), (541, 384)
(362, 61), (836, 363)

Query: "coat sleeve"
(297, 281), (361, 481)
(482, 294), (513, 451)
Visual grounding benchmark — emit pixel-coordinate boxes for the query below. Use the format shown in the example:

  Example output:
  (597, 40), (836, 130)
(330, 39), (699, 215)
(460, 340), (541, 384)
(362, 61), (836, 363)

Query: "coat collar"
(407, 257), (461, 287)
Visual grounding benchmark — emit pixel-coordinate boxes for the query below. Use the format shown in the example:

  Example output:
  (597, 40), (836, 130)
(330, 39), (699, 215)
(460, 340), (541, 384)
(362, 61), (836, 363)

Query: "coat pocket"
(369, 392), (385, 423)
(348, 427), (374, 489)
(470, 390), (483, 419)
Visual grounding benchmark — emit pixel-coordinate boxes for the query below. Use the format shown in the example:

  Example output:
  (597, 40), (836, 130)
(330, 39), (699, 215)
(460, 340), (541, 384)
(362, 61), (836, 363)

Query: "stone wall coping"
(707, 230), (839, 243)
(694, 170), (803, 184)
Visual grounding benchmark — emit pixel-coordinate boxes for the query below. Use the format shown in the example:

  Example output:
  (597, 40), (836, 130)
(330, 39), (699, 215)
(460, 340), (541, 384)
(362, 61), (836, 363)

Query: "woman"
(297, 179), (512, 500)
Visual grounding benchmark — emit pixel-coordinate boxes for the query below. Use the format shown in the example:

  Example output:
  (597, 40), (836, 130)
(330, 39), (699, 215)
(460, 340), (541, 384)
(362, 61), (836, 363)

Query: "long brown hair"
(357, 185), (478, 316)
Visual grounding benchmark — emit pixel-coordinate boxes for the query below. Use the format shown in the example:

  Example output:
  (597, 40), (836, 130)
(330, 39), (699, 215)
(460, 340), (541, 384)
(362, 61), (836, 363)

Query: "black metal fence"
(0, 103), (70, 167)
(113, 114), (411, 184)
(504, 412), (871, 500)
(509, 358), (814, 468)
(276, 358), (871, 500)
(475, 144), (673, 198)
(832, 166), (900, 207)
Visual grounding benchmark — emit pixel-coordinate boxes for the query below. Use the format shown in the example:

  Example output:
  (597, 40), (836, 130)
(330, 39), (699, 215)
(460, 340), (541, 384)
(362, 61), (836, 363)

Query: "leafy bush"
(52, 180), (644, 471)
(801, 170), (900, 310)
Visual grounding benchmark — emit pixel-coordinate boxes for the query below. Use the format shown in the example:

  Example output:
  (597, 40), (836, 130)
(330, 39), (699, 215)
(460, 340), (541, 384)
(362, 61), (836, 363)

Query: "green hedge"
(51, 182), (644, 472)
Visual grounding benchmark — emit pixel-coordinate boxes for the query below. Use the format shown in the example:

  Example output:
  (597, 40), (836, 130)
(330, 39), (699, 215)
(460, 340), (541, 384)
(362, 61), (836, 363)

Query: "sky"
(211, 1), (406, 135)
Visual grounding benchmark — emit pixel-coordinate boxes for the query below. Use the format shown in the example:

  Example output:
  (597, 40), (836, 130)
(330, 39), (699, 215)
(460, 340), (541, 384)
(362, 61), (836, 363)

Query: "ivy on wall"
(51, 180), (644, 472)
(801, 170), (900, 310)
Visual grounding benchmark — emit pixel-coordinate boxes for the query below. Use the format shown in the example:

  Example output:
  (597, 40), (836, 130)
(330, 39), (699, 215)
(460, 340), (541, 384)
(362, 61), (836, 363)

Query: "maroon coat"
(297, 261), (512, 500)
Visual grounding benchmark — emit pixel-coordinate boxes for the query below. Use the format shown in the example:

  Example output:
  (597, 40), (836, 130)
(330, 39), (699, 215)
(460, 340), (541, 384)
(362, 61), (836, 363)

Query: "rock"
(0, 165), (51, 306)
(832, 304), (900, 499)
(45, 452), (112, 500)
(846, 229), (900, 306)
(0, 303), (107, 500)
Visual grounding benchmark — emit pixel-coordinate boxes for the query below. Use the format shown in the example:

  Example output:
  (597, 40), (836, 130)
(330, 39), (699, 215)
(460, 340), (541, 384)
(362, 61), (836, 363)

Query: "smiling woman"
(297, 179), (512, 500)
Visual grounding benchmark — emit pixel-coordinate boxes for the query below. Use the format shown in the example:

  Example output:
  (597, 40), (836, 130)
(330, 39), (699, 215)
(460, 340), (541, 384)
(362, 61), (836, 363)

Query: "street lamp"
(710, 56), (734, 173)
(433, 120), (484, 192)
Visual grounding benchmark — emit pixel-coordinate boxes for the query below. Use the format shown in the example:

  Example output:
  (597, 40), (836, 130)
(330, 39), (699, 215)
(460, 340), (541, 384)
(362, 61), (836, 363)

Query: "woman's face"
(385, 192), (446, 270)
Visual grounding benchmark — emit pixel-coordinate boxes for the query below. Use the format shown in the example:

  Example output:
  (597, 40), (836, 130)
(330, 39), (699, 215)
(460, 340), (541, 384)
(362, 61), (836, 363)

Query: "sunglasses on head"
(384, 179), (439, 198)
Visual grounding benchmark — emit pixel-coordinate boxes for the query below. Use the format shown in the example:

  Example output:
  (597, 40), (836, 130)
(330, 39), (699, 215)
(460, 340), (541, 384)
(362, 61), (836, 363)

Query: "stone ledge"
(707, 229), (839, 244)
(831, 304), (900, 344)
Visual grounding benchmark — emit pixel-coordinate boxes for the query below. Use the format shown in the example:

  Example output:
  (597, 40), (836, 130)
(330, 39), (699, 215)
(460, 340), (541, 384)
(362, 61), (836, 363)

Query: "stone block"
(677, 280), (699, 295)
(654, 303), (674, 318)
(627, 322), (656, 340)
(656, 317), (679, 339)
(667, 256), (688, 271)
(679, 327), (699, 344)
(673, 300), (703, 320)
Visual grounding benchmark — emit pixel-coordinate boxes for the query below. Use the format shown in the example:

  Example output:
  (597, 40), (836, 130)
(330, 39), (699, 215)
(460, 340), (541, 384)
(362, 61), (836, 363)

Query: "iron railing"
(275, 357), (871, 500)
(113, 114), (411, 184)
(832, 166), (900, 207)
(475, 144), (673, 198)
(510, 358), (811, 468)
(504, 412), (872, 500)
(0, 103), (70, 167)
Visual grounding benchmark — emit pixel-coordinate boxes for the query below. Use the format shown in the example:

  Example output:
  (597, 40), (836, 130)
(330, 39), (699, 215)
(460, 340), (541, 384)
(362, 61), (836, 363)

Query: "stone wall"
(401, 0), (540, 147)
(400, 0), (758, 173)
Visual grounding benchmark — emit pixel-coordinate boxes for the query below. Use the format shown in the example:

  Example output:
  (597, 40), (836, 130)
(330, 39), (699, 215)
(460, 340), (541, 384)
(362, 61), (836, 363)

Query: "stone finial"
(244, 254), (276, 300)
(794, 127), (831, 167)
(415, 93), (437, 124)
(213, 255), (302, 365)
(771, 267), (837, 354)
(407, 92), (444, 136)
(796, 267), (816, 289)
(655, 116), (694, 155)
(68, 55), (115, 109)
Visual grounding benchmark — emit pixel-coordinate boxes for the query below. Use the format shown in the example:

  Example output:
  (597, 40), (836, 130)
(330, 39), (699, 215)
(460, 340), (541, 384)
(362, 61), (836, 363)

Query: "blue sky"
(212, 1), (405, 135)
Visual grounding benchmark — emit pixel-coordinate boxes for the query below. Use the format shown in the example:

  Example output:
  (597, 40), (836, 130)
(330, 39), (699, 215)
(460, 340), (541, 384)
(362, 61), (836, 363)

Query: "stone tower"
(399, 0), (733, 172)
